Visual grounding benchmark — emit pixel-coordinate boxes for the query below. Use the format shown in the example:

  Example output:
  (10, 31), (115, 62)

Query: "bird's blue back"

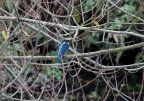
(58, 40), (70, 62)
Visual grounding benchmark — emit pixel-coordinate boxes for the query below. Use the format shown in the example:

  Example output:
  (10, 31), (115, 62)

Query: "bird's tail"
(58, 51), (62, 62)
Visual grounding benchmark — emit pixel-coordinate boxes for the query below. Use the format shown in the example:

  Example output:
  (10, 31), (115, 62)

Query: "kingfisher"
(57, 39), (71, 62)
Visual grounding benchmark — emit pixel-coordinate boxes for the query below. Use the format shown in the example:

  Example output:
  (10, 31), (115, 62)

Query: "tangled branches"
(0, 0), (144, 100)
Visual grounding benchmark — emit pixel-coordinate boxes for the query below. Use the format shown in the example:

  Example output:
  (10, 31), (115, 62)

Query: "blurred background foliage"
(0, 0), (144, 100)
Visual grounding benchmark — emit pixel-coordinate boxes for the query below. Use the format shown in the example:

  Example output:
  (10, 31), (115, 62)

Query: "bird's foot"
(62, 53), (67, 56)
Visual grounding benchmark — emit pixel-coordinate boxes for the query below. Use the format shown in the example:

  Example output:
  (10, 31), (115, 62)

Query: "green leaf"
(39, 73), (47, 80)
(86, 35), (93, 48)
(121, 5), (135, 13)
(7, 45), (19, 56)
(46, 67), (62, 81)
(4, 0), (16, 12)
(72, 8), (81, 24)
(13, 43), (24, 52)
